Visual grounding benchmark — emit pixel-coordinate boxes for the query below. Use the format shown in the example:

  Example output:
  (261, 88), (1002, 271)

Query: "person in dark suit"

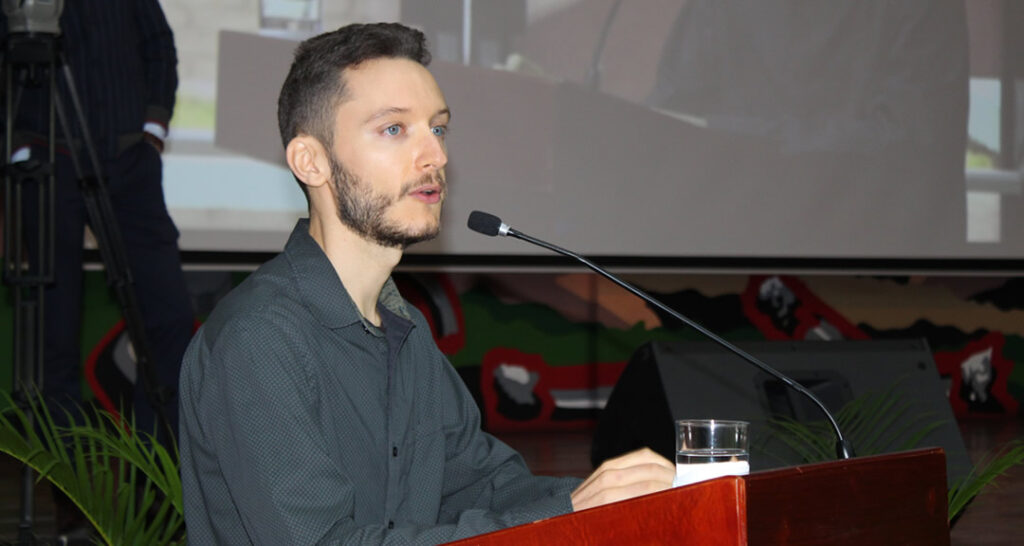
(0, 0), (191, 460)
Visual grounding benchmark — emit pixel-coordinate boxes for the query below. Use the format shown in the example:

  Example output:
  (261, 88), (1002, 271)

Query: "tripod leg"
(19, 155), (88, 416)
(14, 285), (43, 545)
(5, 45), (58, 544)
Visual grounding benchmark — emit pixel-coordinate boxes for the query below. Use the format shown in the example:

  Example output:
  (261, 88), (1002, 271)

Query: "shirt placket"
(380, 311), (413, 530)
(359, 318), (396, 529)
(384, 331), (399, 531)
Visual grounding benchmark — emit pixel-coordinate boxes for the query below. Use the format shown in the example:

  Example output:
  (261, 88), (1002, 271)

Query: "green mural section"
(449, 287), (763, 368)
(1005, 336), (1024, 405)
(2, 270), (1021, 418)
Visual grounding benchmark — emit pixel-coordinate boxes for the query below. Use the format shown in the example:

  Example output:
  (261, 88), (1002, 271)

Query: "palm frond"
(766, 381), (1024, 524)
(947, 440), (1024, 523)
(0, 390), (185, 545)
(768, 416), (833, 463)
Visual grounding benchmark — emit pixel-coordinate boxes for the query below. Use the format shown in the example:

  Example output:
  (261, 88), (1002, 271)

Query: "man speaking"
(178, 22), (673, 544)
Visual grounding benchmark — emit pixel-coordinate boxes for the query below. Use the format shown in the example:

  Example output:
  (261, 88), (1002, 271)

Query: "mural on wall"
(3, 271), (1021, 427)
(392, 272), (1023, 430)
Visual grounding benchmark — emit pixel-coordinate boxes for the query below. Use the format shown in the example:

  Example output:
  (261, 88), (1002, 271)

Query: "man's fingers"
(576, 462), (674, 493)
(607, 462), (675, 487)
(572, 479), (673, 512)
(571, 458), (676, 512)
(604, 448), (673, 471)
(578, 448), (673, 492)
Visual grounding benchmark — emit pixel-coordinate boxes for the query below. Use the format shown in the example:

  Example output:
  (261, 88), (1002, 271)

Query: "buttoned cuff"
(143, 121), (168, 142)
(144, 104), (172, 141)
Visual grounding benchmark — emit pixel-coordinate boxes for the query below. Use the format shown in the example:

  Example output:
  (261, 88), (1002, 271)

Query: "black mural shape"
(971, 278), (1024, 312)
(493, 377), (542, 421)
(857, 319), (982, 351)
(648, 290), (748, 333)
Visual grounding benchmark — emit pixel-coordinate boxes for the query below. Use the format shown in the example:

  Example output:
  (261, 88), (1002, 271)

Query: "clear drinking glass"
(673, 419), (750, 488)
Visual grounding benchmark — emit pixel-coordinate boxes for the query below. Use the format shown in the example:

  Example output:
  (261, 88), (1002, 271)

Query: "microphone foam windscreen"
(467, 210), (502, 236)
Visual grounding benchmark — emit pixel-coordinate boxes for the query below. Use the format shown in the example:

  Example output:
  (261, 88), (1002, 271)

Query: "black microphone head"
(467, 210), (503, 236)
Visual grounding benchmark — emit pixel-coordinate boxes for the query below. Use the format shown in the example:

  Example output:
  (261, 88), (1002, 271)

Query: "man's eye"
(432, 126), (447, 137)
(385, 125), (402, 136)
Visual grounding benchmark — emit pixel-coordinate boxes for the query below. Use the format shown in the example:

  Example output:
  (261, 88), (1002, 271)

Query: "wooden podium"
(447, 448), (949, 545)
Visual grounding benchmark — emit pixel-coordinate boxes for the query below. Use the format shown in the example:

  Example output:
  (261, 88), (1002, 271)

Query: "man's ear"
(286, 135), (330, 189)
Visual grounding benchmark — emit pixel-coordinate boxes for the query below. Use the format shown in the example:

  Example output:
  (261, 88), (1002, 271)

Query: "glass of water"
(673, 419), (750, 488)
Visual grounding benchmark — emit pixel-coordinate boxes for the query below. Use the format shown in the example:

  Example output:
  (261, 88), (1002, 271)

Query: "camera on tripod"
(2, 0), (64, 34)
(3, 1), (174, 539)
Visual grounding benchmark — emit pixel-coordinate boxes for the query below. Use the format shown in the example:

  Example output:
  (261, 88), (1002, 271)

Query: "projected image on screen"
(162, 0), (1022, 259)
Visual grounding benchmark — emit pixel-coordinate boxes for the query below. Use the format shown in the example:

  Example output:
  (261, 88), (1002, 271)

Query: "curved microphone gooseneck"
(467, 210), (855, 460)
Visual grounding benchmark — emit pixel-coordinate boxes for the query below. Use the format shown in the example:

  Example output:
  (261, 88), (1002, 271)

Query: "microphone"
(466, 210), (855, 460)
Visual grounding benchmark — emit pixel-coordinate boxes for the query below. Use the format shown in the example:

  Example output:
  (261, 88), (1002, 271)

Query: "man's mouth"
(409, 184), (443, 204)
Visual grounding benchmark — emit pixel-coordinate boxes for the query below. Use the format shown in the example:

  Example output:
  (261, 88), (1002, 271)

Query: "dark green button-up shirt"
(179, 220), (579, 544)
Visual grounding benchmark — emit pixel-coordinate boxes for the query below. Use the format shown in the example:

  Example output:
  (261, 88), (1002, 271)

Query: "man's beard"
(328, 154), (444, 249)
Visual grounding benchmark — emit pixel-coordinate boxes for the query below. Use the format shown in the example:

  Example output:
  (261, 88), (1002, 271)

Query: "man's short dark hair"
(277, 22), (431, 156)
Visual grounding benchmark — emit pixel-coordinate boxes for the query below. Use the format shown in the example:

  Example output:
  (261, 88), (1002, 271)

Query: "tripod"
(2, 32), (174, 543)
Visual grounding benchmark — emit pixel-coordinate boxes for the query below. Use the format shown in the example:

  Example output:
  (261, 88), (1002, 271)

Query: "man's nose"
(417, 130), (448, 172)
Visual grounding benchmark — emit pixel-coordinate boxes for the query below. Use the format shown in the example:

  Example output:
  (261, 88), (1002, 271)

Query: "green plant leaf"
(766, 381), (1024, 525)
(948, 441), (1024, 522)
(0, 390), (185, 545)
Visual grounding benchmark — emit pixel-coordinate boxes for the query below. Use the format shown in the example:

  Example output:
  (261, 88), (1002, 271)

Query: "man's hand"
(571, 448), (674, 512)
(143, 132), (165, 154)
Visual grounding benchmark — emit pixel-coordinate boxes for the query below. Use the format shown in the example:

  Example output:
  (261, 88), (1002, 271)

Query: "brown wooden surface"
(746, 448), (950, 545)
(446, 475), (746, 546)
(494, 423), (1023, 546)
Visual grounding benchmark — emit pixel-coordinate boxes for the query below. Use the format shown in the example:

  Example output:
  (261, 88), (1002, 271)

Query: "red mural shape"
(85, 320), (131, 424)
(85, 319), (202, 426)
(394, 273), (466, 355)
(934, 332), (1019, 417)
(742, 275), (1018, 417)
(480, 347), (627, 432)
(741, 275), (868, 341)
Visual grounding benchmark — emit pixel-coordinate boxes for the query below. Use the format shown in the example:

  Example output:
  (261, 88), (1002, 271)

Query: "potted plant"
(0, 392), (184, 545)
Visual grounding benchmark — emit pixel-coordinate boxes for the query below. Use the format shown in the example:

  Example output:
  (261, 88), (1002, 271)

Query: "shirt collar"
(284, 218), (412, 329)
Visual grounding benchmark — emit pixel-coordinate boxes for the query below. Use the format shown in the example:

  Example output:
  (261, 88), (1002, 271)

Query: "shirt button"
(392, 446), (398, 457)
(388, 520), (395, 529)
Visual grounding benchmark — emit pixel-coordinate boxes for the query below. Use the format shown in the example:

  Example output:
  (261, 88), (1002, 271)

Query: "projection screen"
(160, 0), (1023, 265)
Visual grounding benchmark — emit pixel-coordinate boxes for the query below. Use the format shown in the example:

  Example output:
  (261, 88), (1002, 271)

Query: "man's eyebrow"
(363, 106), (451, 125)
(433, 108), (451, 122)
(364, 107), (409, 125)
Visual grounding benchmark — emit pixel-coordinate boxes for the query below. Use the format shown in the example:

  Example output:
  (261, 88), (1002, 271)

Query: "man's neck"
(307, 212), (402, 326)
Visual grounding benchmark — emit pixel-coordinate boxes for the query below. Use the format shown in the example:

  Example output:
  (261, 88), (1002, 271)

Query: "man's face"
(326, 57), (449, 249)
